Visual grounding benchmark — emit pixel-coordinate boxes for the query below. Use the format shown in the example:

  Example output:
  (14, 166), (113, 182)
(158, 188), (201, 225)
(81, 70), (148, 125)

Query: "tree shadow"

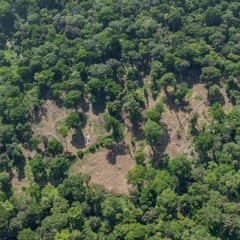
(181, 69), (201, 88)
(80, 98), (90, 113)
(150, 125), (170, 168)
(55, 98), (64, 108)
(106, 142), (129, 165)
(30, 104), (48, 125)
(71, 129), (85, 149)
(131, 120), (145, 141)
(92, 100), (106, 115)
(207, 92), (225, 106)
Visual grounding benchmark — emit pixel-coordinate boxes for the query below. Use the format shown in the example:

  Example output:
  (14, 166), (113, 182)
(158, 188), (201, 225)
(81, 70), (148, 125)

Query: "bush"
(134, 151), (145, 165)
(88, 144), (97, 153)
(99, 137), (115, 149)
(47, 138), (63, 156)
(30, 136), (41, 149)
(77, 150), (84, 159)
(65, 112), (82, 129)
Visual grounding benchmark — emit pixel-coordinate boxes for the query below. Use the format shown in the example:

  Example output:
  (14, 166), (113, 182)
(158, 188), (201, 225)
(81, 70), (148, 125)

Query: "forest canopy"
(0, 0), (240, 239)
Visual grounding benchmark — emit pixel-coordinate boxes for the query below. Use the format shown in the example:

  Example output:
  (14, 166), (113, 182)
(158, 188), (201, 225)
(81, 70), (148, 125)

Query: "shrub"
(134, 151), (145, 165)
(77, 150), (84, 159)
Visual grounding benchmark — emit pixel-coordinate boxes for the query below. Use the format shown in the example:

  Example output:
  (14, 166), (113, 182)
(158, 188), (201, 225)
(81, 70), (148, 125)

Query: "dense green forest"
(0, 0), (240, 239)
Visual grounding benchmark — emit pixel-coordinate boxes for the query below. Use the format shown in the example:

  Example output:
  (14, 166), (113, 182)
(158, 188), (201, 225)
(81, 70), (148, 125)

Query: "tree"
(65, 112), (82, 129)
(205, 7), (222, 26)
(0, 1), (15, 33)
(58, 126), (68, 138)
(104, 114), (123, 141)
(89, 216), (101, 232)
(64, 90), (82, 110)
(47, 138), (63, 156)
(85, 78), (102, 103)
(208, 85), (223, 103)
(164, 54), (176, 72)
(158, 73), (176, 91)
(30, 154), (47, 180)
(146, 100), (164, 122)
(200, 66), (221, 85)
(68, 205), (84, 229)
(49, 157), (70, 181)
(144, 120), (164, 147)
(195, 133), (214, 153)
(17, 228), (35, 240)
(97, 7), (118, 27)
(210, 102), (225, 122)
(127, 165), (146, 190)
(134, 151), (145, 165)
(6, 104), (28, 125)
(58, 174), (86, 202)
(0, 124), (15, 146)
(167, 10), (183, 32)
(109, 223), (149, 240)
(123, 94), (141, 121)
(150, 61), (166, 85)
(54, 229), (71, 240)
(190, 112), (199, 129)
(156, 188), (178, 220)
(168, 155), (192, 182)
(171, 83), (190, 103)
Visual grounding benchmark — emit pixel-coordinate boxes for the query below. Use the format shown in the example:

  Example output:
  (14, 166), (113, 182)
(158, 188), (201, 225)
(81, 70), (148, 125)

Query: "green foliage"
(210, 102), (225, 122)
(168, 155), (192, 181)
(144, 120), (164, 146)
(0, 1), (240, 240)
(77, 150), (84, 159)
(200, 66), (221, 85)
(123, 94), (141, 121)
(58, 126), (69, 138)
(149, 102), (164, 120)
(30, 154), (46, 180)
(64, 90), (82, 110)
(134, 151), (145, 165)
(68, 205), (84, 229)
(48, 157), (70, 181)
(171, 82), (190, 103)
(17, 228), (35, 240)
(158, 72), (176, 91)
(85, 78), (102, 103)
(104, 114), (124, 141)
(195, 133), (214, 153)
(208, 85), (223, 103)
(205, 7), (222, 26)
(0, 124), (15, 146)
(47, 138), (63, 156)
(65, 112), (82, 129)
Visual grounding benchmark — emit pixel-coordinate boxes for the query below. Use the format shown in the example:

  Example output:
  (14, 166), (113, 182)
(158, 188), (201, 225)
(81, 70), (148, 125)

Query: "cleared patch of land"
(70, 145), (135, 195)
(18, 78), (232, 195)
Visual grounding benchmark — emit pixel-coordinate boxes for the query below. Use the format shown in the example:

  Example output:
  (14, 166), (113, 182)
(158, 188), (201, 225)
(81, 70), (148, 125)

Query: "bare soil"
(17, 79), (232, 195)
(70, 145), (135, 195)
(30, 100), (134, 195)
(161, 83), (208, 158)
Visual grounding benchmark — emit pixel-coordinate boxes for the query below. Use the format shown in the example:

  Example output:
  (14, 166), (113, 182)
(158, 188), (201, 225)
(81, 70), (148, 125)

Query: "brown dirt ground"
(161, 83), (208, 158)
(18, 80), (232, 195)
(70, 146), (135, 195)
(29, 100), (135, 195)
(11, 169), (31, 196)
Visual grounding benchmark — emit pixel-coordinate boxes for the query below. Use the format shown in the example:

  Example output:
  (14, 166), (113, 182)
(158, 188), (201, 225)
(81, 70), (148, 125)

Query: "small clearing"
(30, 100), (134, 195)
(70, 146), (135, 195)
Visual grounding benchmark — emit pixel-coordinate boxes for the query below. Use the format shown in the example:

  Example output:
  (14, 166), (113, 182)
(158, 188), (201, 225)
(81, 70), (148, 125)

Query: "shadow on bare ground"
(106, 142), (129, 165)
(71, 129), (85, 149)
(150, 126), (170, 168)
